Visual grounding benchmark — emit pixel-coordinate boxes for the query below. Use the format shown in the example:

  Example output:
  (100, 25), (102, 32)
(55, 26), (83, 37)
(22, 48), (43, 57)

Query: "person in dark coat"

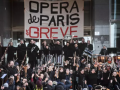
(7, 42), (15, 62)
(44, 80), (54, 90)
(78, 38), (87, 56)
(108, 71), (120, 90)
(41, 40), (47, 50)
(27, 64), (33, 80)
(59, 67), (65, 80)
(63, 42), (70, 60)
(101, 68), (109, 87)
(73, 43), (80, 56)
(17, 40), (26, 65)
(78, 69), (87, 88)
(87, 68), (97, 86)
(27, 40), (33, 58)
(56, 79), (71, 90)
(65, 69), (70, 81)
(87, 40), (93, 51)
(28, 40), (39, 69)
(54, 41), (62, 51)
(7, 61), (18, 77)
(99, 45), (108, 55)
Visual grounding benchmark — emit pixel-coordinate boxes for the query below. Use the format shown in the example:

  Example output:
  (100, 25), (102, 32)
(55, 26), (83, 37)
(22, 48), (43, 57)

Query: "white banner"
(24, 0), (84, 39)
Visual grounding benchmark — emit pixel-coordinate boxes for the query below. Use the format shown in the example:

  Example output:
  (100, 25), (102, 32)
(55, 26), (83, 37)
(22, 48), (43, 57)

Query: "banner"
(24, 0), (84, 39)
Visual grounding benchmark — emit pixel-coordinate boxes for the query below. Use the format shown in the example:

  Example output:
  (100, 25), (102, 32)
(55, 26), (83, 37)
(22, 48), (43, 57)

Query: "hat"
(53, 81), (57, 85)
(3, 83), (8, 88)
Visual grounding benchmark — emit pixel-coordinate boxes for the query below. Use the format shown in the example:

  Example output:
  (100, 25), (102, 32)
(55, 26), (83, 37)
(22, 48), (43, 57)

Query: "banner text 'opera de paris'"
(24, 0), (84, 39)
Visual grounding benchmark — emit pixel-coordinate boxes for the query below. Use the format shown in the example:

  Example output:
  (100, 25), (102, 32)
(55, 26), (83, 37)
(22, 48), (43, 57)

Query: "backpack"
(55, 84), (64, 90)
(36, 79), (42, 89)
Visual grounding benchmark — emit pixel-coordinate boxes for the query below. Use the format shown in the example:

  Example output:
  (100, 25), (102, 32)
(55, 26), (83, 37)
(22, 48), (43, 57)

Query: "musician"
(63, 42), (70, 60)
(73, 43), (80, 56)
(7, 42), (15, 63)
(101, 68), (109, 87)
(54, 41), (62, 51)
(28, 40), (39, 69)
(78, 69), (87, 89)
(80, 56), (86, 68)
(105, 56), (116, 69)
(79, 38), (87, 56)
(65, 69), (70, 81)
(7, 61), (18, 77)
(27, 40), (33, 61)
(108, 71), (120, 90)
(41, 40), (47, 50)
(17, 40), (26, 65)
(44, 45), (50, 55)
(27, 64), (33, 80)
(44, 80), (54, 90)
(69, 37), (75, 57)
(116, 59), (120, 69)
(87, 40), (93, 51)
(59, 67), (65, 81)
(99, 45), (108, 55)
(87, 68), (97, 86)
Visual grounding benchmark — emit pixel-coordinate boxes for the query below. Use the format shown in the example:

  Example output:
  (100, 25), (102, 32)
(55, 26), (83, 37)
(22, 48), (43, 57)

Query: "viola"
(108, 61), (112, 64)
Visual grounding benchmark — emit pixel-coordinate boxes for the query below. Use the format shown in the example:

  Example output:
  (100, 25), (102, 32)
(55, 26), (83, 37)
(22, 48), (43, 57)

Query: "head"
(9, 78), (14, 85)
(70, 70), (73, 74)
(22, 78), (27, 84)
(10, 42), (13, 46)
(16, 85), (20, 90)
(66, 69), (70, 74)
(66, 42), (69, 46)
(43, 40), (47, 45)
(80, 69), (84, 74)
(87, 40), (90, 44)
(33, 41), (36, 44)
(82, 38), (85, 43)
(61, 79), (66, 84)
(56, 41), (60, 45)
(113, 71), (117, 77)
(46, 45), (49, 49)
(91, 69), (96, 73)
(103, 45), (106, 49)
(9, 75), (14, 81)
(108, 56), (112, 61)
(20, 40), (24, 44)
(19, 87), (24, 90)
(74, 43), (78, 48)
(87, 64), (91, 68)
(48, 80), (53, 86)
(30, 40), (34, 44)
(60, 67), (63, 72)
(9, 61), (14, 67)
(103, 68), (107, 73)
(40, 74), (44, 79)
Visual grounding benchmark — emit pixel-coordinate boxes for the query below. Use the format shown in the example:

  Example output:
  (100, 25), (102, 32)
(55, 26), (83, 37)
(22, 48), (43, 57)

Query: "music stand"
(107, 48), (117, 54)
(0, 74), (7, 89)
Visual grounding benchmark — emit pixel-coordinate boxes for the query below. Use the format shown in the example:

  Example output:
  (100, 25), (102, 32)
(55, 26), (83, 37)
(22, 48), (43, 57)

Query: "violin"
(108, 61), (112, 64)
(70, 81), (72, 89)
(16, 73), (20, 83)
(117, 70), (120, 77)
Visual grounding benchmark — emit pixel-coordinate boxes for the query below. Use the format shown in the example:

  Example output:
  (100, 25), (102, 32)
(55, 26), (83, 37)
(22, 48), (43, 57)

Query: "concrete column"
(0, 0), (12, 46)
(93, 0), (110, 54)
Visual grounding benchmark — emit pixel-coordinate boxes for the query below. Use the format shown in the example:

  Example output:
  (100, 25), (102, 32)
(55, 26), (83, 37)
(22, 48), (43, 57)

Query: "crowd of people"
(0, 37), (120, 90)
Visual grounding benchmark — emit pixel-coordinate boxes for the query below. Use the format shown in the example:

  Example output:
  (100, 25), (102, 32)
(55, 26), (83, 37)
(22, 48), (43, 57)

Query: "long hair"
(9, 78), (14, 86)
